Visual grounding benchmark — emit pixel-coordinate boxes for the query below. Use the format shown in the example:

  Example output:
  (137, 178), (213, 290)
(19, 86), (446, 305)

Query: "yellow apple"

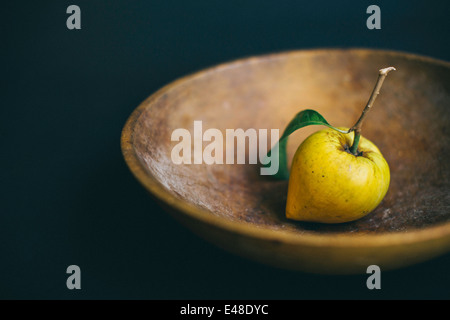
(286, 127), (390, 223)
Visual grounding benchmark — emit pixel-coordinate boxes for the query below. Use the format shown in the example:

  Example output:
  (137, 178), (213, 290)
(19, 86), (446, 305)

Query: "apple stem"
(349, 130), (361, 155)
(349, 66), (396, 155)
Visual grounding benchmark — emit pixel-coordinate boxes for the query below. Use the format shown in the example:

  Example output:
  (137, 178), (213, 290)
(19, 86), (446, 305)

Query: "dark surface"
(1, 0), (450, 299)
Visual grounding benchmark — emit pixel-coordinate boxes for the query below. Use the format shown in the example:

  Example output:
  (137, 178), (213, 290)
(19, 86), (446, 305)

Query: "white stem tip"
(379, 67), (396, 75)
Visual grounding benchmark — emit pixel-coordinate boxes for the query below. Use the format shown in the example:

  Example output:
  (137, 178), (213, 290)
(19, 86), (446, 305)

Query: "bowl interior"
(130, 49), (450, 235)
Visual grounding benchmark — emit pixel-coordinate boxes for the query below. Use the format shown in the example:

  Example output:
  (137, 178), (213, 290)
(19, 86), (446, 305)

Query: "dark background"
(2, 0), (450, 299)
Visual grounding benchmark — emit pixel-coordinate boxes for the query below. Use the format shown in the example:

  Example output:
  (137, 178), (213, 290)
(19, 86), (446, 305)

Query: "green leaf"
(263, 109), (347, 180)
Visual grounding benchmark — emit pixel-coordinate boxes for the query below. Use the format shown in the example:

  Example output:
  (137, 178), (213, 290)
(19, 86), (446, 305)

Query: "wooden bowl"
(121, 49), (450, 274)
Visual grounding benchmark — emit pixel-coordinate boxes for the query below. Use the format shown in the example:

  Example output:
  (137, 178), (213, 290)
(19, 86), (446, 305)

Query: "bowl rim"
(121, 48), (450, 249)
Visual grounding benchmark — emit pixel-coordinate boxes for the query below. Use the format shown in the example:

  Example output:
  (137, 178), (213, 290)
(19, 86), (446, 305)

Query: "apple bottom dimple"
(285, 128), (390, 224)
